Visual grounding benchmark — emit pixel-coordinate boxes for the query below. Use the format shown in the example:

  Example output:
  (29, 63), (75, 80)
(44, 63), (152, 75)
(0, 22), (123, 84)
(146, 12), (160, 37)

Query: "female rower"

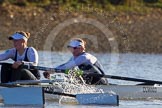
(0, 31), (40, 83)
(44, 38), (108, 85)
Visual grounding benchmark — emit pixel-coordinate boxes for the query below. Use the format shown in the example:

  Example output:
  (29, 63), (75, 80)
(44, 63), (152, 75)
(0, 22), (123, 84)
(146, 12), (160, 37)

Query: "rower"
(43, 38), (108, 85)
(0, 31), (40, 83)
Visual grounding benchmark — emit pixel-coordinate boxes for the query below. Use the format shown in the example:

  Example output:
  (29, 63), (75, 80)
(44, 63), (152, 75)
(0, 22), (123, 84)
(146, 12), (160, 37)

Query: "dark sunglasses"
(73, 47), (78, 49)
(68, 46), (78, 49)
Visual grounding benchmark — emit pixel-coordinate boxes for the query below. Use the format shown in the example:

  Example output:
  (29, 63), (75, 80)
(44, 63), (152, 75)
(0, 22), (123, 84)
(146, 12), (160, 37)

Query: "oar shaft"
(89, 73), (162, 84)
(0, 62), (63, 73)
(24, 65), (65, 73)
(44, 90), (76, 97)
(105, 75), (162, 84)
(0, 82), (76, 97)
(28, 65), (56, 72)
(0, 83), (20, 87)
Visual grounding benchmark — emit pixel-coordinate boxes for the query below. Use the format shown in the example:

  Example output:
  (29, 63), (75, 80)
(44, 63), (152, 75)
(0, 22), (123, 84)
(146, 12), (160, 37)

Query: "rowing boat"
(45, 73), (162, 100)
(3, 72), (162, 101)
(6, 79), (162, 100)
(0, 63), (162, 105)
(95, 84), (162, 100)
(44, 84), (162, 100)
(0, 80), (161, 106)
(0, 82), (119, 106)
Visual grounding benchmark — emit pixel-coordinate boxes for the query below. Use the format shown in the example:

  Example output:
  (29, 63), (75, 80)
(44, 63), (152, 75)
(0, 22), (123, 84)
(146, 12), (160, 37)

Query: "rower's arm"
(55, 56), (87, 70)
(0, 49), (15, 61)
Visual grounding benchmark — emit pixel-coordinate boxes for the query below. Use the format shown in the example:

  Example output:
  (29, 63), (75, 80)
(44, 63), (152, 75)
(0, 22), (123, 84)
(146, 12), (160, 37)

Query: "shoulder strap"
(24, 47), (29, 61)
(14, 50), (17, 61)
(14, 48), (29, 61)
(93, 61), (105, 75)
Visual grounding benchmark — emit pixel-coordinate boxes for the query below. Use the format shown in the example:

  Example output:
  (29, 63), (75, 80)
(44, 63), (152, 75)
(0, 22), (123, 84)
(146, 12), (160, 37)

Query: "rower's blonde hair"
(16, 31), (30, 39)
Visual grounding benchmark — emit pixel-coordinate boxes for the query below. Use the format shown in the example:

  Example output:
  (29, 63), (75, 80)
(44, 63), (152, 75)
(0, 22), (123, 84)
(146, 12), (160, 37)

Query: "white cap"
(67, 40), (84, 47)
(8, 33), (28, 41)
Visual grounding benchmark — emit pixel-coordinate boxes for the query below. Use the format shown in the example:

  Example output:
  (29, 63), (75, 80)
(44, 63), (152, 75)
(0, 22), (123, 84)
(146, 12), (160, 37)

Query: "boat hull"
(3, 80), (162, 102)
(44, 84), (162, 101)
(95, 85), (162, 100)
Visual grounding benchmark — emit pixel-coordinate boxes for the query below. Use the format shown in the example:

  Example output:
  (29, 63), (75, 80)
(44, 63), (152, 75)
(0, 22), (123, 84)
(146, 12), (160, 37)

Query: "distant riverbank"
(0, 1), (162, 53)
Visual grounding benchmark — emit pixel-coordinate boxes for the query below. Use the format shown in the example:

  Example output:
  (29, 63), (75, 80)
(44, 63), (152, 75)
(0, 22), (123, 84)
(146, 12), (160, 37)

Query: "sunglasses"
(73, 47), (78, 49)
(68, 46), (79, 50)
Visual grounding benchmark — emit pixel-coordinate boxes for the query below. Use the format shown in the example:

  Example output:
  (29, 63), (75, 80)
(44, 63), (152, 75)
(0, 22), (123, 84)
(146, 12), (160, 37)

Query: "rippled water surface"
(40, 52), (162, 108)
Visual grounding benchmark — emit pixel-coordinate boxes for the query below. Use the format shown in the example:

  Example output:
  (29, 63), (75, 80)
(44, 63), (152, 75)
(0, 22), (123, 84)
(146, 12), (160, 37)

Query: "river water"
(1, 51), (162, 108)
(38, 52), (162, 108)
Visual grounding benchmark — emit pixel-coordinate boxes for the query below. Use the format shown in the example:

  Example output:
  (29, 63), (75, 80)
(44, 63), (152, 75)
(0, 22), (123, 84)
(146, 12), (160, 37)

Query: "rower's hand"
(12, 61), (23, 69)
(43, 71), (50, 79)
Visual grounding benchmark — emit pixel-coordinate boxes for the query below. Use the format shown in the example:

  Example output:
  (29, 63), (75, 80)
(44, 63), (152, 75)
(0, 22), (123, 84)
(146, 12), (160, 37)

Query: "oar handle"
(0, 62), (64, 73)
(25, 65), (56, 71)
(28, 65), (64, 73)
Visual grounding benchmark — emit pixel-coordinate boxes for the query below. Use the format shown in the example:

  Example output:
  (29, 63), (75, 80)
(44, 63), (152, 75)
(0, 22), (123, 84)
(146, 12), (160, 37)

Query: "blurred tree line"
(0, 0), (162, 53)
(0, 0), (161, 8)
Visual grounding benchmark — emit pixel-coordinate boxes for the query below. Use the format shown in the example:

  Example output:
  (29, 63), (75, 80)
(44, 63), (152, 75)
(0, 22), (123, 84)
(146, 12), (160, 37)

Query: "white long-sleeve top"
(0, 47), (38, 66)
(55, 52), (97, 70)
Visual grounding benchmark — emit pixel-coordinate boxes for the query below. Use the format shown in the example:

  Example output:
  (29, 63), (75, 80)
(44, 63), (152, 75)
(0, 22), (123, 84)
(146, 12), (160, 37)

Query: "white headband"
(9, 33), (28, 41)
(68, 40), (84, 47)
